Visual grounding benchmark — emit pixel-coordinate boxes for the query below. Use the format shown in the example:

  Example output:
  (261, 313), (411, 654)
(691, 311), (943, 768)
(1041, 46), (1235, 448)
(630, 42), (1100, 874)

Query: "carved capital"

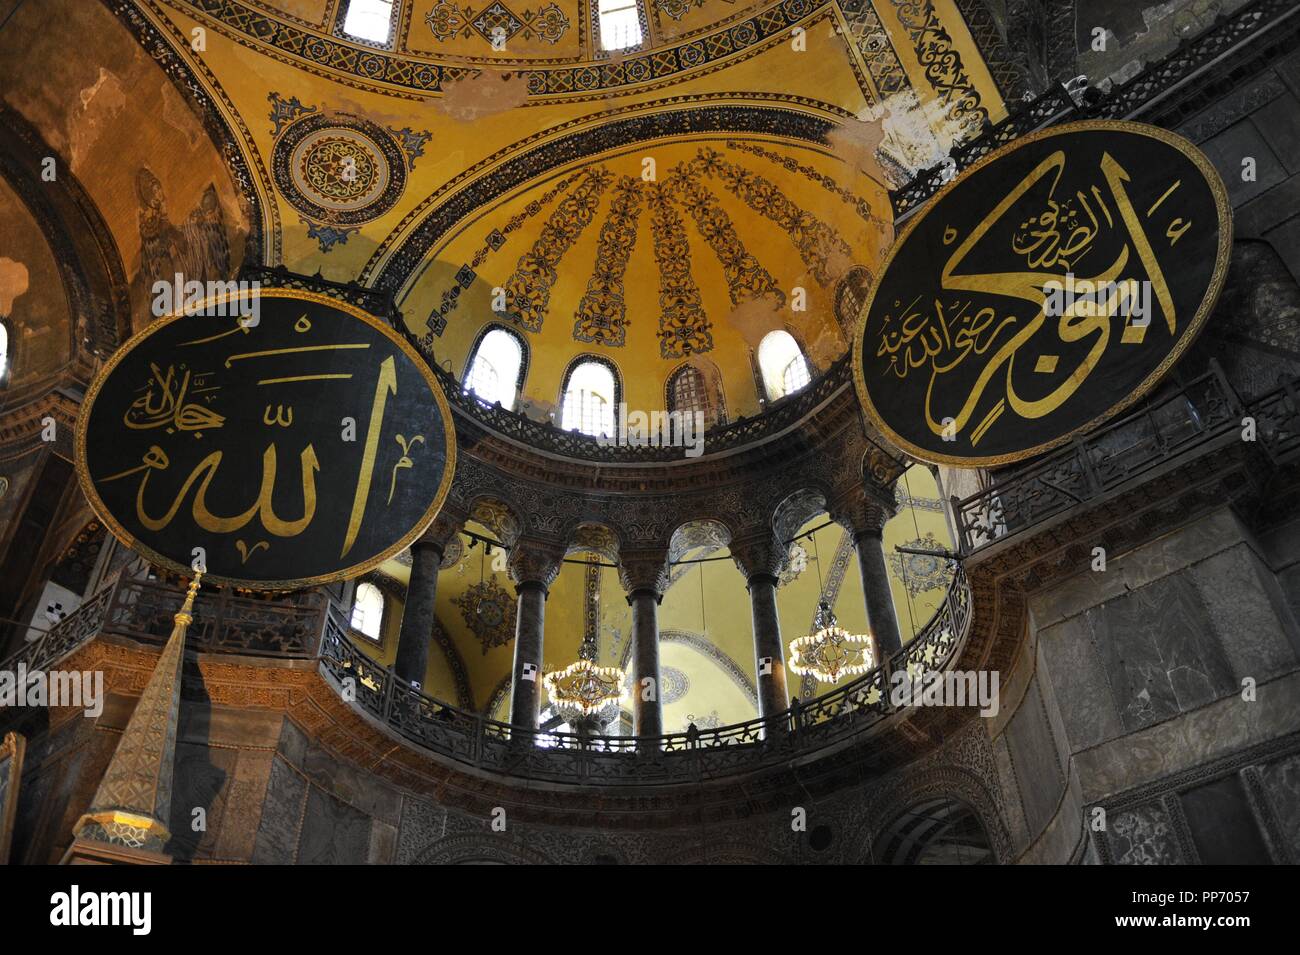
(729, 532), (787, 584)
(418, 504), (468, 552)
(618, 548), (671, 597)
(507, 537), (566, 589)
(828, 483), (893, 539)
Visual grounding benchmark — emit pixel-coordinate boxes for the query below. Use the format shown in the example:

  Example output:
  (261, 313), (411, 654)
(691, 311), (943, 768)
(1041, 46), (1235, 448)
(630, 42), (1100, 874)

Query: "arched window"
(666, 363), (724, 430)
(464, 326), (525, 410)
(597, 0), (642, 50)
(341, 0), (395, 44)
(0, 321), (9, 383)
(561, 359), (618, 438)
(758, 330), (811, 401)
(350, 581), (385, 641)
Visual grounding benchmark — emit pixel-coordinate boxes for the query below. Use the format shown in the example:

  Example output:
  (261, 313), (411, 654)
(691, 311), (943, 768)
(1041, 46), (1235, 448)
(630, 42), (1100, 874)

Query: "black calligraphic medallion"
(852, 120), (1232, 466)
(75, 289), (456, 589)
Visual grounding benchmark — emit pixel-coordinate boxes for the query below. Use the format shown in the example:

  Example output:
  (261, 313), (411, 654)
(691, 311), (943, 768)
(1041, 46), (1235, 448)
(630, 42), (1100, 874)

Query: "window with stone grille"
(667, 364), (723, 431)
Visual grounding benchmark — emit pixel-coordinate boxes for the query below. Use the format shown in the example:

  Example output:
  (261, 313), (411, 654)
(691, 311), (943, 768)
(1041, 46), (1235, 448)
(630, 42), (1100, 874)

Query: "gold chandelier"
(789, 601), (876, 684)
(544, 641), (627, 722)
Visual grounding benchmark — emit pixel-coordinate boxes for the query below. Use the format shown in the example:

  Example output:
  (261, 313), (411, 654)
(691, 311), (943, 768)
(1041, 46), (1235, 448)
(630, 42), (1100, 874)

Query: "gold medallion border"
(74, 287), (457, 591)
(850, 119), (1234, 469)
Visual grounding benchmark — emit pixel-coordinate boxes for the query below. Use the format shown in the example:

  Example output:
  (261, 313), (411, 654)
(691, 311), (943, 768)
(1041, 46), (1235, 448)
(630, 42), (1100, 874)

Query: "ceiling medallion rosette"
(271, 111), (412, 245)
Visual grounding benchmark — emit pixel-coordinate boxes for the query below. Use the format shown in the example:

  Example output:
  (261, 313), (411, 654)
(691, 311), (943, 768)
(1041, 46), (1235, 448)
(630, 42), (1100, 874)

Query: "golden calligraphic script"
(852, 121), (1232, 467)
(75, 289), (456, 589)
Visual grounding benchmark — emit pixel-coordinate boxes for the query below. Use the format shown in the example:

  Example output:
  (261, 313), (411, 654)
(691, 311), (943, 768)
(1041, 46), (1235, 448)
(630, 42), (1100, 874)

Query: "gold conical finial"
(174, 571), (202, 627)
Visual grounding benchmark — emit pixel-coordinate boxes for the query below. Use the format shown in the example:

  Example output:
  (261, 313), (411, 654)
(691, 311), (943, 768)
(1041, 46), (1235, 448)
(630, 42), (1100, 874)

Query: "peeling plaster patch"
(437, 71), (529, 122)
(0, 258), (30, 315)
(69, 67), (127, 173)
(158, 78), (203, 153)
(725, 295), (784, 348)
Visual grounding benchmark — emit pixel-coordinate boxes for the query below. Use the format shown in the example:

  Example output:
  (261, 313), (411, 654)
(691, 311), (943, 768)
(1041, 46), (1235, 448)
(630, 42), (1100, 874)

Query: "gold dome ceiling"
(0, 0), (1008, 418)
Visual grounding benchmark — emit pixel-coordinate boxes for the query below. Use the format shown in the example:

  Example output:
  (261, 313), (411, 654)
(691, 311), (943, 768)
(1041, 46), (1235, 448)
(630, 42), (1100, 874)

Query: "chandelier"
(788, 601), (876, 684)
(544, 639), (627, 723)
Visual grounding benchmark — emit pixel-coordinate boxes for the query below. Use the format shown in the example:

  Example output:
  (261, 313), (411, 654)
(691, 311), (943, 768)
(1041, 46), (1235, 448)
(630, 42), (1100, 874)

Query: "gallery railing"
(0, 561), (972, 784)
(0, 572), (328, 680)
(951, 366), (1300, 556)
(890, 0), (1300, 219)
(317, 567), (971, 785)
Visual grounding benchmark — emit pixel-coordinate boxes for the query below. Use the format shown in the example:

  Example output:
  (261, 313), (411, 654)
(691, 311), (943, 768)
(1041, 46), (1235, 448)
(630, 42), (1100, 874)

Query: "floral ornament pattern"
(574, 177), (643, 347)
(425, 175), (578, 340)
(452, 578), (518, 654)
(689, 146), (852, 288)
(424, 0), (570, 45)
(778, 542), (808, 587)
(886, 531), (954, 595)
(666, 161), (785, 309)
(503, 168), (613, 332)
(647, 182), (711, 358)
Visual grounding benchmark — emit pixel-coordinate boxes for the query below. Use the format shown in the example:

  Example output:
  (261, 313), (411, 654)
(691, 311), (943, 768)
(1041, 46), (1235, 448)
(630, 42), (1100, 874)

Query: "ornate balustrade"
(0, 572), (327, 680)
(950, 367), (1300, 557)
(318, 567), (971, 785)
(890, 0), (1300, 220)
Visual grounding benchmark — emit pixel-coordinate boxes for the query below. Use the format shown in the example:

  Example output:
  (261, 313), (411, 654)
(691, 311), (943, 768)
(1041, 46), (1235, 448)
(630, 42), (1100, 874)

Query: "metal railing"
(317, 567), (971, 785)
(0, 561), (971, 784)
(952, 367), (1300, 556)
(0, 572), (327, 678)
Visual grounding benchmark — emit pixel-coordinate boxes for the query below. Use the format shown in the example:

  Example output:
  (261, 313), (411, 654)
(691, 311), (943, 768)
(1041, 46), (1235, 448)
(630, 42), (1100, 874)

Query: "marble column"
(855, 526), (903, 657)
(830, 485), (903, 659)
(731, 534), (789, 720)
(620, 550), (669, 739)
(393, 512), (463, 688)
(394, 538), (445, 687)
(507, 540), (564, 731)
(628, 591), (662, 737)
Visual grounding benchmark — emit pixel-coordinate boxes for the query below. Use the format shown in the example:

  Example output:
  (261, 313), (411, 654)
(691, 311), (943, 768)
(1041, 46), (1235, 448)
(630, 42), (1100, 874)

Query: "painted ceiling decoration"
(452, 577), (518, 653)
(268, 93), (432, 251)
(166, 0), (996, 137)
(424, 1), (574, 46)
(368, 102), (845, 293)
(887, 530), (953, 596)
(426, 143), (870, 353)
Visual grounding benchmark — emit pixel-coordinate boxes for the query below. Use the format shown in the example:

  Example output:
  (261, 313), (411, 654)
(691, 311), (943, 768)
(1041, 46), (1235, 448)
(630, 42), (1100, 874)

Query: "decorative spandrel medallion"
(75, 289), (455, 589)
(273, 114), (407, 225)
(852, 120), (1232, 467)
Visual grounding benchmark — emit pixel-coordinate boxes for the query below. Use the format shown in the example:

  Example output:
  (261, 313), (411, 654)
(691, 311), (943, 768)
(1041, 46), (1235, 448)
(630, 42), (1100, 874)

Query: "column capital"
(618, 548), (671, 598)
(828, 483), (893, 540)
(507, 537), (565, 590)
(417, 504), (467, 552)
(729, 532), (787, 585)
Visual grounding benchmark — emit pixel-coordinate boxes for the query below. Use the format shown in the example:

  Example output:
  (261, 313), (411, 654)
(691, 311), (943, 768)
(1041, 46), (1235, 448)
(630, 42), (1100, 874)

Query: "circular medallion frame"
(851, 120), (1232, 467)
(272, 113), (408, 225)
(74, 288), (456, 590)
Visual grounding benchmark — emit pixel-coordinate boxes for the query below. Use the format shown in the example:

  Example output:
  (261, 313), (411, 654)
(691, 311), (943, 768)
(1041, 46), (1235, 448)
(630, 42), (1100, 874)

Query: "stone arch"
(849, 764), (1013, 864)
(771, 486), (830, 544)
(563, 521), (622, 563)
(668, 518), (732, 566)
(411, 832), (553, 865)
(870, 796), (995, 864)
